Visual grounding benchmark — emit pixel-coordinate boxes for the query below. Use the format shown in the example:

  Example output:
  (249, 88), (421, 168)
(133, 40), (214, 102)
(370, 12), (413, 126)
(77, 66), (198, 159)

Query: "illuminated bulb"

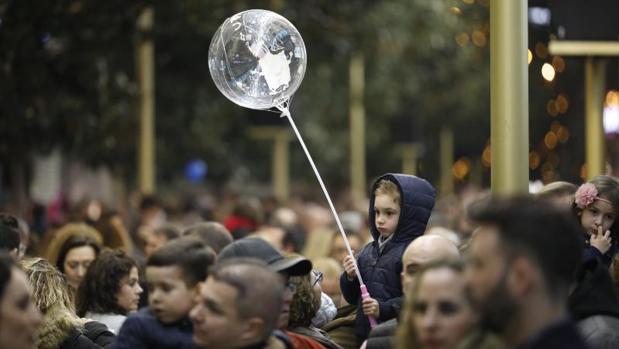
(541, 63), (555, 82)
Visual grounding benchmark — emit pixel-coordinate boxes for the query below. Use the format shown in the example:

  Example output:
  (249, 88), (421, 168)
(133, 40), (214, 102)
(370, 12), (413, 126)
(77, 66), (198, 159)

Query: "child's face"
(580, 198), (616, 236)
(146, 265), (198, 324)
(374, 193), (401, 238)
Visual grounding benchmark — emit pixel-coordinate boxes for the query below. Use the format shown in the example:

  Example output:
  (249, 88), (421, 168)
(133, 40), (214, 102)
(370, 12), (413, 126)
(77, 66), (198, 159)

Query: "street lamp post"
(490, 0), (529, 195)
(548, 40), (619, 179)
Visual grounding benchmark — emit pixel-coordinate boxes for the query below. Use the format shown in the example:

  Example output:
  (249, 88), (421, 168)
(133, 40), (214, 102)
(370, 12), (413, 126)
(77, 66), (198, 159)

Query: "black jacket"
(515, 320), (590, 349)
(58, 321), (115, 349)
(569, 257), (619, 319)
(113, 307), (196, 349)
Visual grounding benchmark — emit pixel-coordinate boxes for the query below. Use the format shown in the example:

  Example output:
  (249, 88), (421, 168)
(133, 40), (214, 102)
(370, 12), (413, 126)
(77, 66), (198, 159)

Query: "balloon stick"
(277, 102), (377, 328)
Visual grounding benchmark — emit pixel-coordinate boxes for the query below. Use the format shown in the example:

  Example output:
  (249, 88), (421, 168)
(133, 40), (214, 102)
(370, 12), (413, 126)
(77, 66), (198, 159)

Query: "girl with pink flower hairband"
(573, 175), (619, 267)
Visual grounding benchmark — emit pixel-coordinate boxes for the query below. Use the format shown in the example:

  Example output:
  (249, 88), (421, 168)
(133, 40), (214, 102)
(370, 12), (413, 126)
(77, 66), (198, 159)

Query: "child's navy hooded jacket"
(340, 173), (436, 339)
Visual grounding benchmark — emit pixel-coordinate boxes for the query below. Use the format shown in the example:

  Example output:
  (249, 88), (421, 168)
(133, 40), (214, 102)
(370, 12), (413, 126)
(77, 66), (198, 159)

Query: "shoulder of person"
(272, 329), (295, 349)
(83, 321), (115, 347)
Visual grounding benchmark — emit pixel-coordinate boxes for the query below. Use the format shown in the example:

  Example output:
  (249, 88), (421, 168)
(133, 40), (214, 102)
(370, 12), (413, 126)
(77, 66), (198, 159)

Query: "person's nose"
(376, 214), (384, 224)
(150, 289), (161, 304)
(77, 265), (86, 277)
(189, 304), (202, 323)
(136, 283), (144, 295)
(594, 215), (603, 226)
(421, 308), (439, 331)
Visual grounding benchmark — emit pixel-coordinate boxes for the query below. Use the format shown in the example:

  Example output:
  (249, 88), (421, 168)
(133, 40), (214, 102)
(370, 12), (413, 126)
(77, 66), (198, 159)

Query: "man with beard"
(465, 196), (590, 349)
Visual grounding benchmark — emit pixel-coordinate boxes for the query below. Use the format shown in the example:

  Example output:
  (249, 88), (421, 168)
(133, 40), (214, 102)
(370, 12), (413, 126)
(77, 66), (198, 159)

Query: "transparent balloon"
(208, 9), (307, 110)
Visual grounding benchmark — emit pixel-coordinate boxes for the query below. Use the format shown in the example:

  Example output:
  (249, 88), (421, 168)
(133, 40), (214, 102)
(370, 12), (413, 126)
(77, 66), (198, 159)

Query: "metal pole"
(273, 130), (290, 202)
(349, 52), (366, 200)
(490, 0), (529, 195)
(401, 143), (420, 176)
(585, 57), (607, 179)
(440, 127), (454, 194)
(137, 7), (155, 194)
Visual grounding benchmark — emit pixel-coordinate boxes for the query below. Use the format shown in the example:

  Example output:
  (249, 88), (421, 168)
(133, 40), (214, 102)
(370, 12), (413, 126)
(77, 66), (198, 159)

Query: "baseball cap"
(218, 238), (312, 276)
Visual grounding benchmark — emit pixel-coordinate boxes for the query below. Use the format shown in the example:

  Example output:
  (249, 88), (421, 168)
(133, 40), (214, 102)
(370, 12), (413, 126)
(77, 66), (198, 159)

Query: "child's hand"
(343, 255), (357, 280)
(362, 297), (380, 318)
(591, 226), (612, 254)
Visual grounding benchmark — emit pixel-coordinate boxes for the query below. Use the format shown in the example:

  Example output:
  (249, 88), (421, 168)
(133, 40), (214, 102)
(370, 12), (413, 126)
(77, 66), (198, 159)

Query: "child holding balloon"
(340, 173), (436, 341)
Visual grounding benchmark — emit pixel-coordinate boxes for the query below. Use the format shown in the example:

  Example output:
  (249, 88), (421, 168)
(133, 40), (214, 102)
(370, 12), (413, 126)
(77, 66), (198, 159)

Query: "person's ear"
(507, 257), (536, 298)
(189, 281), (205, 299)
(8, 248), (19, 261)
(240, 317), (266, 343)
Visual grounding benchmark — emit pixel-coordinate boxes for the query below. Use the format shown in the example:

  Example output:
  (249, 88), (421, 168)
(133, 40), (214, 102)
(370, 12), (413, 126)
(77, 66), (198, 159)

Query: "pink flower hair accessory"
(575, 183), (598, 209)
(574, 183), (614, 209)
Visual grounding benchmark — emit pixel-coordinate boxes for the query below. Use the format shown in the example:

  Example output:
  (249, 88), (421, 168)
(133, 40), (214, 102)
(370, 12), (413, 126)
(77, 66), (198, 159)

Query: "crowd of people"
(2, 173), (619, 349)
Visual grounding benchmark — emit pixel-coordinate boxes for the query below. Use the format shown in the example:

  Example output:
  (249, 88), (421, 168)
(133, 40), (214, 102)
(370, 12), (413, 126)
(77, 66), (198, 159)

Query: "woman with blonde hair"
(20, 258), (114, 349)
(395, 260), (501, 349)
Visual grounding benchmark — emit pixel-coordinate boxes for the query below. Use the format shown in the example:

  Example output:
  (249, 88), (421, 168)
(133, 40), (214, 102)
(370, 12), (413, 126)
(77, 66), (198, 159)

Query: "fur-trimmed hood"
(37, 306), (82, 349)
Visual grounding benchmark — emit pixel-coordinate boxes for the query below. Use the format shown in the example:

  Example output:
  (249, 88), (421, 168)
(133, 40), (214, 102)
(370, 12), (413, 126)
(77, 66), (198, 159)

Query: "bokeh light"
(552, 56), (565, 73)
(455, 32), (470, 47)
(541, 63), (555, 82)
(452, 158), (471, 180)
(546, 99), (558, 116)
(544, 131), (558, 150)
(535, 42), (548, 59)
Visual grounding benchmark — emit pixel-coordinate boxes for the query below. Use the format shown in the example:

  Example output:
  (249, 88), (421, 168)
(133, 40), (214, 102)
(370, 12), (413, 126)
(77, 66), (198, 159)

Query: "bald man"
(401, 234), (460, 296)
(366, 234), (460, 349)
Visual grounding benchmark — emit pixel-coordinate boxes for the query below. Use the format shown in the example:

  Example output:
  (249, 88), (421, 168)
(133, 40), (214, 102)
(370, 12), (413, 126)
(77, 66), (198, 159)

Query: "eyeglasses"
(285, 280), (298, 293)
(311, 270), (323, 287)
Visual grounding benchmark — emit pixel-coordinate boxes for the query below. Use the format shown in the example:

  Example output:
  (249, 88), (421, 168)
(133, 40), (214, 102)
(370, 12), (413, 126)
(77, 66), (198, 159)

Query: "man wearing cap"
(218, 237), (326, 349)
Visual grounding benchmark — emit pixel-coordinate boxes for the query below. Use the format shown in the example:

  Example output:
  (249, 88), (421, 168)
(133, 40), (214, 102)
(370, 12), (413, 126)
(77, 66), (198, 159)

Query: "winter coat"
(321, 304), (360, 349)
(38, 307), (114, 349)
(569, 256), (619, 319)
(289, 326), (343, 349)
(569, 256), (619, 349)
(365, 318), (396, 349)
(514, 320), (590, 349)
(113, 307), (196, 349)
(340, 173), (436, 340)
(577, 315), (619, 349)
(582, 238), (619, 268)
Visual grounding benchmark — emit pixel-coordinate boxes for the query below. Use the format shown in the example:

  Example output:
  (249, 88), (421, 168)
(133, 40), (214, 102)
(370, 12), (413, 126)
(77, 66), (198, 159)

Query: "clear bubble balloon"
(208, 9), (307, 110)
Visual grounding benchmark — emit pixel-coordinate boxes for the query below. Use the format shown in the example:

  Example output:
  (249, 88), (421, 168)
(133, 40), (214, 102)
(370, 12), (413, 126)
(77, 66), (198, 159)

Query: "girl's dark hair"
(572, 175), (619, 238)
(57, 234), (101, 273)
(75, 249), (138, 317)
(0, 252), (14, 301)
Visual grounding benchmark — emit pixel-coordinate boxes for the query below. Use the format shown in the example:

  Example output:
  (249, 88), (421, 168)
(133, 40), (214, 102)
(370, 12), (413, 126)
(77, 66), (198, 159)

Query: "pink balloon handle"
(360, 284), (378, 329)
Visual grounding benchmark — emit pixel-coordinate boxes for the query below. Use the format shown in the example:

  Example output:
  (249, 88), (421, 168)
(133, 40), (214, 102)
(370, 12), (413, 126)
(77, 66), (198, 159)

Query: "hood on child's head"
(368, 173), (436, 243)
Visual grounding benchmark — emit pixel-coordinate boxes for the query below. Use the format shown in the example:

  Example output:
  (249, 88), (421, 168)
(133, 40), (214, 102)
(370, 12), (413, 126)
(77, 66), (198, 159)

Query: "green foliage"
(0, 0), (491, 193)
